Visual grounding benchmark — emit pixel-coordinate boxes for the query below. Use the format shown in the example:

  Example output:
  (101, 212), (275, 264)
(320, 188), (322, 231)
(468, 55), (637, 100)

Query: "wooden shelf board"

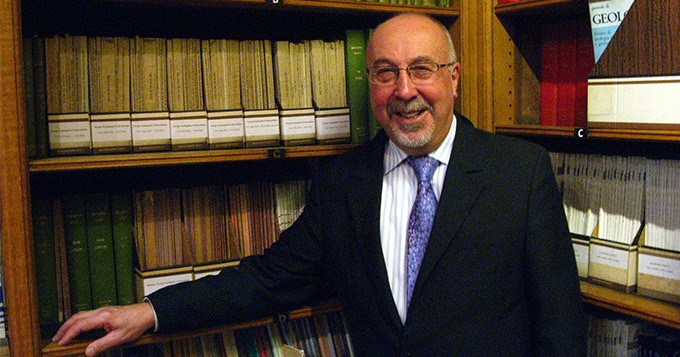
(495, 125), (680, 143)
(29, 144), (356, 172)
(104, 0), (460, 17)
(495, 0), (585, 18)
(581, 281), (680, 330)
(494, 124), (579, 137)
(42, 300), (342, 357)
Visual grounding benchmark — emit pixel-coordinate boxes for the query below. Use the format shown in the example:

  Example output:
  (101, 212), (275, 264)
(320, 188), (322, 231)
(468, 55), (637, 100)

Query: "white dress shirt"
(379, 115), (457, 323)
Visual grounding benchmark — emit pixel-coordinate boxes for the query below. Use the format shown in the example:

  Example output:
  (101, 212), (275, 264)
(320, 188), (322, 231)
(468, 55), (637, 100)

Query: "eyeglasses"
(366, 61), (455, 85)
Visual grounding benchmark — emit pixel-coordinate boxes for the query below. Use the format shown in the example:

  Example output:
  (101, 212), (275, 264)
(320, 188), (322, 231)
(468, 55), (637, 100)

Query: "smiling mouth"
(386, 97), (434, 120)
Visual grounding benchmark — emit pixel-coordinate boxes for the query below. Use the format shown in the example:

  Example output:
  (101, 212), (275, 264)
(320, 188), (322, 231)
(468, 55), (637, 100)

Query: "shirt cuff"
(143, 297), (160, 332)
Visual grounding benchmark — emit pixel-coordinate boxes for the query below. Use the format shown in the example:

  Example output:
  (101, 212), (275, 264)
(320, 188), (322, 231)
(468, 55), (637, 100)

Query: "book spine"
(31, 198), (60, 326)
(111, 192), (136, 305)
(62, 194), (92, 313)
(345, 30), (369, 145)
(85, 193), (118, 308)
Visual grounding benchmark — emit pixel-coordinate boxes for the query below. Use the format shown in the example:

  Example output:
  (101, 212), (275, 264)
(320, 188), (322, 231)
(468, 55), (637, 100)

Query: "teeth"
(398, 111), (421, 118)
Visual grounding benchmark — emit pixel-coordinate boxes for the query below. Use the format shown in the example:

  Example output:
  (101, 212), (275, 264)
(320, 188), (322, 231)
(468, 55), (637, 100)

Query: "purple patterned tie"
(405, 155), (439, 307)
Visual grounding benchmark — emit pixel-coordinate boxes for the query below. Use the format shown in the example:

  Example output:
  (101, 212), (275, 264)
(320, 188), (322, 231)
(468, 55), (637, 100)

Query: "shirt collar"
(384, 113), (457, 175)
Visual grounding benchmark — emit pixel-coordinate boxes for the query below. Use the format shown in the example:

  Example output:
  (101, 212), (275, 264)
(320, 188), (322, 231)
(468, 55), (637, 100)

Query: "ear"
(449, 63), (461, 99)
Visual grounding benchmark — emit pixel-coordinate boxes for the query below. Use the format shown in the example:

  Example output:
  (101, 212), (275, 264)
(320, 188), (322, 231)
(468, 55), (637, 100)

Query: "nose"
(394, 68), (418, 100)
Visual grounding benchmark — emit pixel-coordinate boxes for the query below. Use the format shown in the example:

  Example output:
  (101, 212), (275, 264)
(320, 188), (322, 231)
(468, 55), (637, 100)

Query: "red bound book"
(556, 19), (578, 127)
(540, 22), (560, 126)
(574, 19), (595, 128)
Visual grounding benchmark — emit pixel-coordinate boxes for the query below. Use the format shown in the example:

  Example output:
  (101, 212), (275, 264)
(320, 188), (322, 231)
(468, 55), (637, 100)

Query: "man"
(53, 13), (585, 356)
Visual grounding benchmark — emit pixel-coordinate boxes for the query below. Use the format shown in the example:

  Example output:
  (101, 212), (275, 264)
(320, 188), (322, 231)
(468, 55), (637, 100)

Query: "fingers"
(52, 309), (104, 345)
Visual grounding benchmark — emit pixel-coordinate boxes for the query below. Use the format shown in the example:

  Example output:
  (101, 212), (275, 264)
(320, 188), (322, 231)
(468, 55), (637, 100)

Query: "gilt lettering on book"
(31, 198), (60, 326)
(62, 195), (92, 313)
(111, 193), (136, 306)
(86, 193), (118, 309)
(345, 29), (369, 145)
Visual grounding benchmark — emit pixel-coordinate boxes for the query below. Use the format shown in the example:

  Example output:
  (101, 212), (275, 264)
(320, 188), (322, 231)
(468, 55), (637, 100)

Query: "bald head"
(367, 13), (457, 65)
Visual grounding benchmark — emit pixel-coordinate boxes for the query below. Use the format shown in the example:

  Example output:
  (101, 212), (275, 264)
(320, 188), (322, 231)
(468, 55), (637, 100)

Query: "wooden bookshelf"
(41, 300), (343, 357)
(496, 125), (680, 142)
(29, 144), (356, 173)
(581, 282), (680, 330)
(0, 0), (466, 355)
(493, 0), (680, 336)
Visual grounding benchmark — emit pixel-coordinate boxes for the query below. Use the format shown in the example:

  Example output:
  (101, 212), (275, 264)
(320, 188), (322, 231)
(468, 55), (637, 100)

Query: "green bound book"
(31, 198), (59, 327)
(364, 28), (381, 140)
(110, 193), (135, 305)
(345, 29), (369, 145)
(85, 193), (118, 308)
(62, 194), (92, 313)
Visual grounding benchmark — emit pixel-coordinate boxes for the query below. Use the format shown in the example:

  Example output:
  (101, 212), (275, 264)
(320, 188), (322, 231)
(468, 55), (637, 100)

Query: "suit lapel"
(412, 118), (487, 302)
(346, 132), (404, 330)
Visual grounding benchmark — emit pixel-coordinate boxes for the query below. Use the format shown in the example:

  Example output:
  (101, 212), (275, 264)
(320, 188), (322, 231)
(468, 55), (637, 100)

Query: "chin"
(391, 126), (434, 150)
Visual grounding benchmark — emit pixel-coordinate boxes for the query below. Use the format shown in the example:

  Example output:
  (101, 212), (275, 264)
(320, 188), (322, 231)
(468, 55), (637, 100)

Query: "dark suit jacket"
(149, 115), (586, 356)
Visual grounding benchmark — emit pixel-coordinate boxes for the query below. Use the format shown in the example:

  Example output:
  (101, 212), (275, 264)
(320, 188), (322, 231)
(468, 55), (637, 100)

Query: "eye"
(409, 64), (436, 78)
(373, 67), (398, 80)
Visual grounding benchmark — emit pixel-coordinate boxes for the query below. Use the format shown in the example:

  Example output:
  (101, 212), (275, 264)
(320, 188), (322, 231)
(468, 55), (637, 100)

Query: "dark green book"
(364, 29), (381, 140)
(62, 194), (92, 313)
(31, 198), (59, 326)
(110, 193), (135, 305)
(345, 29), (369, 145)
(32, 36), (49, 158)
(86, 192), (118, 308)
(23, 37), (37, 158)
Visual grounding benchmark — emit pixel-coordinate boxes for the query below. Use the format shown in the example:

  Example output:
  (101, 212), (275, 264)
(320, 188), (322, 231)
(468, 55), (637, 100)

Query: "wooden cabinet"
(489, 0), (680, 331)
(0, 1), (461, 356)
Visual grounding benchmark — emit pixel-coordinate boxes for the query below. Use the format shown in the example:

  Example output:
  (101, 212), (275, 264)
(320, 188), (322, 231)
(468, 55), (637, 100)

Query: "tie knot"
(406, 155), (439, 183)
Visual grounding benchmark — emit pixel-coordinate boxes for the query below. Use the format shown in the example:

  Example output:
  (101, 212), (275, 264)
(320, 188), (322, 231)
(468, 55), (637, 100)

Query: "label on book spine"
(131, 112), (171, 152)
(315, 108), (350, 144)
(279, 108), (315, 146)
(170, 111), (209, 151)
(208, 110), (245, 149)
(48, 113), (92, 156)
(244, 109), (280, 148)
(90, 113), (132, 154)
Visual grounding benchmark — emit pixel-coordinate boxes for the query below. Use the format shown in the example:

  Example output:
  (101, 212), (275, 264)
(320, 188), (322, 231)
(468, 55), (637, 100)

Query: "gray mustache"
(386, 97), (434, 116)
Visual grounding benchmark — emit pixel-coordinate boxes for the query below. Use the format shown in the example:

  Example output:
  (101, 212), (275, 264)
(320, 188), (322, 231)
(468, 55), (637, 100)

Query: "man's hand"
(52, 302), (156, 357)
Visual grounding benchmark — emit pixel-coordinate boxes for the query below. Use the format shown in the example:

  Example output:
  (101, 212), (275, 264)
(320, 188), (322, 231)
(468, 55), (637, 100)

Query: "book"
(344, 30), (369, 145)
(62, 194), (92, 313)
(130, 37), (170, 152)
(31, 198), (60, 327)
(588, 0), (635, 63)
(85, 192), (118, 308)
(110, 193), (136, 305)
(539, 22), (560, 126)
(32, 36), (49, 158)
(88, 36), (132, 154)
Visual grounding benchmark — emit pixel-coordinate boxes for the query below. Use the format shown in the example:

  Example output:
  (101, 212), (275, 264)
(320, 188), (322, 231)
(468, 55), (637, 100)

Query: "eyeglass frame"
(365, 61), (456, 85)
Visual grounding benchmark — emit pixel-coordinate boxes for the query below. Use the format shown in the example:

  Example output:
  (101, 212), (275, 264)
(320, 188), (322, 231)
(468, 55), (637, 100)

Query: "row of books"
(550, 152), (679, 252)
(97, 311), (355, 357)
(23, 29), (376, 157)
(540, 18), (594, 127)
(32, 180), (309, 333)
(586, 309), (680, 357)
